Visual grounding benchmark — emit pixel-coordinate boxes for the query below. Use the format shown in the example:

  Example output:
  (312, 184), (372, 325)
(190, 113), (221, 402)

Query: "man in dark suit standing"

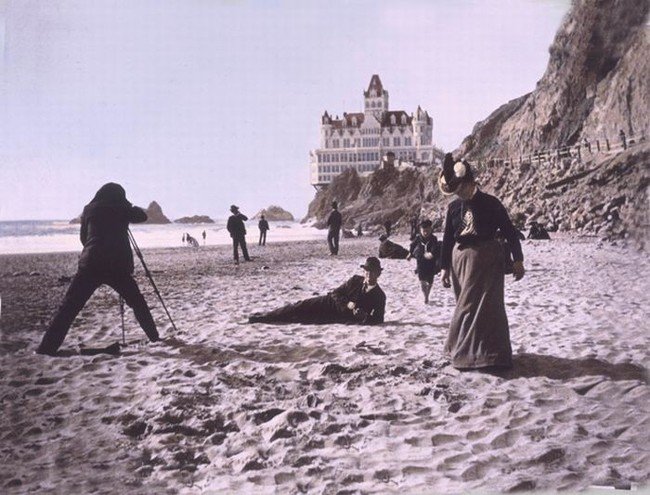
(249, 257), (386, 325)
(226, 205), (250, 264)
(327, 201), (342, 255)
(258, 215), (270, 246)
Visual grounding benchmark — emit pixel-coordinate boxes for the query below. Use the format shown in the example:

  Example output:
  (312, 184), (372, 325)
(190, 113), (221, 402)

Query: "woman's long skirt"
(445, 240), (512, 369)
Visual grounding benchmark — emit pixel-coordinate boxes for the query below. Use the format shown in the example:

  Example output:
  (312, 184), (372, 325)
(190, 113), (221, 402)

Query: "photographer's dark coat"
(37, 183), (158, 355)
(250, 275), (385, 325)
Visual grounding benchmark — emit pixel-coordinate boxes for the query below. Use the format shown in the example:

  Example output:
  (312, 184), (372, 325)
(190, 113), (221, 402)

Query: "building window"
(390, 115), (396, 125)
(383, 138), (389, 146)
(404, 137), (412, 146)
(401, 115), (406, 124)
(394, 137), (401, 146)
(343, 138), (349, 148)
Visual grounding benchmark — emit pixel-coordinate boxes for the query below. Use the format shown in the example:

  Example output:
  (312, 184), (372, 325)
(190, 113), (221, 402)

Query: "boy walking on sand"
(407, 219), (440, 304)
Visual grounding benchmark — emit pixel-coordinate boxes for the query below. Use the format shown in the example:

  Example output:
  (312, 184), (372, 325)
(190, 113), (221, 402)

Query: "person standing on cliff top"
(36, 183), (159, 356)
(226, 205), (251, 264)
(258, 215), (270, 246)
(327, 201), (342, 255)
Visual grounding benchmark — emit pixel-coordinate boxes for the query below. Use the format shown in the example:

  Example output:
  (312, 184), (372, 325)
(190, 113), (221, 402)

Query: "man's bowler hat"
(360, 256), (382, 272)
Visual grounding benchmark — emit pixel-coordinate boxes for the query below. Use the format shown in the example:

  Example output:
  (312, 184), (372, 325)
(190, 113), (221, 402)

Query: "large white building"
(309, 75), (435, 187)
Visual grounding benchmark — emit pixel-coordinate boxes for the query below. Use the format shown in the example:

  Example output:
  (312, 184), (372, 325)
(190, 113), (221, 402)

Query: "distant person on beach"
(202, 230), (206, 245)
(182, 233), (186, 244)
(249, 257), (386, 325)
(227, 205), (250, 263)
(258, 215), (270, 246)
(36, 183), (159, 356)
(356, 223), (363, 237)
(407, 219), (440, 304)
(327, 201), (342, 255)
(439, 153), (524, 370)
(378, 234), (409, 259)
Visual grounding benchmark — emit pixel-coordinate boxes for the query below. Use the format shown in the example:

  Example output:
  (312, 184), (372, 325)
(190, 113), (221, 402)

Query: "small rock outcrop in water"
(253, 206), (294, 221)
(174, 215), (215, 224)
(144, 201), (171, 224)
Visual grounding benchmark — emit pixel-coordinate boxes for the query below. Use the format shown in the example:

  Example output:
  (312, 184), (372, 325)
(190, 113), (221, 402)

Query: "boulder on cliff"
(253, 206), (294, 221)
(144, 201), (171, 224)
(174, 215), (215, 224)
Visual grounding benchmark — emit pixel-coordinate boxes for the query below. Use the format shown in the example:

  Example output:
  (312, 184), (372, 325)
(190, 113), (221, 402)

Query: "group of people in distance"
(37, 152), (526, 371)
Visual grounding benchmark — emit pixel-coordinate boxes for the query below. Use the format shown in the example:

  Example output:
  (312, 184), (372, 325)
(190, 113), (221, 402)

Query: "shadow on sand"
(487, 353), (648, 383)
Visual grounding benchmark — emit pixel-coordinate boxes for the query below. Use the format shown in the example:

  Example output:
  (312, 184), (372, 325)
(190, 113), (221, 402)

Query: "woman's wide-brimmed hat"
(438, 153), (474, 195)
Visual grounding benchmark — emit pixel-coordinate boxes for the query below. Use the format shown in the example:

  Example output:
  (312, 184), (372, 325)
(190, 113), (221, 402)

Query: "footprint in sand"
(489, 429), (521, 449)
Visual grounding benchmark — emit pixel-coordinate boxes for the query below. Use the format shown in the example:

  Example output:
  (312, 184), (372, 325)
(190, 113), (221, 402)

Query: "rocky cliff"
(253, 206), (295, 221)
(304, 166), (446, 233)
(456, 0), (649, 159)
(305, 0), (649, 247)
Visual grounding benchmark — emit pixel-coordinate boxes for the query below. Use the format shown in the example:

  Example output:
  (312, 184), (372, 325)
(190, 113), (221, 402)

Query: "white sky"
(0, 0), (569, 221)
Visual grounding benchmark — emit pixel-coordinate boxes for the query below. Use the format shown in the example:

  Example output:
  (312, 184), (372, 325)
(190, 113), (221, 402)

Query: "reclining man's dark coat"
(251, 275), (385, 325)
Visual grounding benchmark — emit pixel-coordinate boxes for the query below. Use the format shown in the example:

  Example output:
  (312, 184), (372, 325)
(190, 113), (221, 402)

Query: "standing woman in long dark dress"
(37, 183), (160, 355)
(438, 154), (525, 369)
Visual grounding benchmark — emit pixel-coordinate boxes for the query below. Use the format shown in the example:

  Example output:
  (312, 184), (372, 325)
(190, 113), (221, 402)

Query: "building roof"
(364, 74), (386, 97)
(380, 111), (412, 127)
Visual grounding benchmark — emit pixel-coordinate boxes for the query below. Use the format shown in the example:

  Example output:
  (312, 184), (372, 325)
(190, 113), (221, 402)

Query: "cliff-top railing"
(484, 131), (647, 169)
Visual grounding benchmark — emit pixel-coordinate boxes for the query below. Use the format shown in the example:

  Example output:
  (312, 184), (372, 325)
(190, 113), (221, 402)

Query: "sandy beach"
(0, 235), (648, 494)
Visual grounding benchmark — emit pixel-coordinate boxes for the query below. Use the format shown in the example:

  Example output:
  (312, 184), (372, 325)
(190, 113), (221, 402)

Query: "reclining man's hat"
(438, 153), (474, 195)
(360, 256), (383, 272)
(230, 204), (239, 213)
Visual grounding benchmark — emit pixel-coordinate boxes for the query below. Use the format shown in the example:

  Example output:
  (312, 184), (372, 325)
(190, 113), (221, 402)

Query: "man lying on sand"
(249, 257), (386, 325)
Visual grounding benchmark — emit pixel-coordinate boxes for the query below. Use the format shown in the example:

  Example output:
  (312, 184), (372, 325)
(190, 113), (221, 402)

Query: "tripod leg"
(120, 296), (125, 345)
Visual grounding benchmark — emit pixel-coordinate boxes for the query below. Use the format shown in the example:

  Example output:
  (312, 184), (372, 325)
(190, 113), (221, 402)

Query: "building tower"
(364, 74), (389, 119)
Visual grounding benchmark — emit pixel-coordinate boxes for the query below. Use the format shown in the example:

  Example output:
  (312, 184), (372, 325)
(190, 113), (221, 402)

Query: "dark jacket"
(409, 234), (440, 276)
(258, 219), (270, 232)
(327, 209), (342, 232)
(227, 213), (248, 238)
(441, 189), (523, 270)
(329, 275), (386, 324)
(77, 184), (147, 274)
